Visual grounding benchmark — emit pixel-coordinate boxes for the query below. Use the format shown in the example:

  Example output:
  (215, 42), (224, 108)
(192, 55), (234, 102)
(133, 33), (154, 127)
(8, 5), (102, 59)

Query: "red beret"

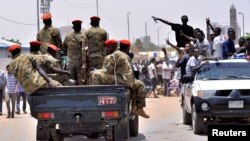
(104, 39), (117, 47)
(120, 40), (131, 47)
(90, 16), (100, 22)
(48, 44), (58, 52)
(8, 44), (21, 52)
(30, 41), (41, 47)
(41, 13), (52, 20)
(72, 20), (82, 25)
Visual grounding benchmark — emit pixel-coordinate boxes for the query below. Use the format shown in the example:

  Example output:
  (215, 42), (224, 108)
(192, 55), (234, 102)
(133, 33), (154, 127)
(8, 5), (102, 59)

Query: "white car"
(181, 59), (250, 134)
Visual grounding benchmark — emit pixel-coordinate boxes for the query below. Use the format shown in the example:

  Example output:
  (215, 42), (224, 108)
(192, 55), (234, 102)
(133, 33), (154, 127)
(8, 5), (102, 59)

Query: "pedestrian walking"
(5, 65), (18, 118)
(15, 82), (27, 114)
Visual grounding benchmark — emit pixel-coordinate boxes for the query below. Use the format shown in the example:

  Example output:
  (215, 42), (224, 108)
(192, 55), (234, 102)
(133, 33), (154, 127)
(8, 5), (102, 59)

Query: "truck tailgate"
(29, 85), (128, 121)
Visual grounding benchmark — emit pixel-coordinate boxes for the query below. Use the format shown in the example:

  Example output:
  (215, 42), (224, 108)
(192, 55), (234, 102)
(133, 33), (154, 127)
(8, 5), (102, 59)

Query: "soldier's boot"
(6, 112), (11, 118)
(134, 108), (150, 119)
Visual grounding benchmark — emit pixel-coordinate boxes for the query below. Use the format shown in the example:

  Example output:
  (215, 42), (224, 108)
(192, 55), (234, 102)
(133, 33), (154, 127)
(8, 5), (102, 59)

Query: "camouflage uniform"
(130, 79), (146, 108)
(9, 54), (61, 95)
(125, 53), (147, 108)
(92, 50), (146, 108)
(33, 53), (69, 85)
(84, 26), (107, 83)
(91, 50), (134, 88)
(37, 26), (62, 54)
(63, 32), (87, 85)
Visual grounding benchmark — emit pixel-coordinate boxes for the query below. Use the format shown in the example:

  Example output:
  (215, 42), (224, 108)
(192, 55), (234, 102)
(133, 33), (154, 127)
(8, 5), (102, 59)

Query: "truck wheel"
(36, 121), (50, 141)
(182, 105), (191, 125)
(192, 104), (204, 134)
(129, 115), (139, 137)
(113, 115), (129, 141)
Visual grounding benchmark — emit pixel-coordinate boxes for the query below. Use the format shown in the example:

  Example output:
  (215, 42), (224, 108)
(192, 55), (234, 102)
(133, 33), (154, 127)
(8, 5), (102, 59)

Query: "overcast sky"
(0, 0), (250, 45)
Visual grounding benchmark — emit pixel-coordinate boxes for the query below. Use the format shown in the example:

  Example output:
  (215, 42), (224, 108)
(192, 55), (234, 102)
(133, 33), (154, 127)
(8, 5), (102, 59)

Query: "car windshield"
(196, 62), (250, 80)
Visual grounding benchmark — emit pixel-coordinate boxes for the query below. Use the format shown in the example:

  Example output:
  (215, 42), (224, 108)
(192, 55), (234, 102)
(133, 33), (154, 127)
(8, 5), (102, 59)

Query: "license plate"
(228, 101), (244, 108)
(98, 96), (117, 105)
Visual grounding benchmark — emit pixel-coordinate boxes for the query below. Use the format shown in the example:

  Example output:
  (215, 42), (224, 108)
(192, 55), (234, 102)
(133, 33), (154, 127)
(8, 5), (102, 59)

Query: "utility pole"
(145, 21), (148, 45)
(157, 27), (161, 47)
(37, 0), (40, 32)
(127, 12), (131, 41)
(96, 0), (99, 16)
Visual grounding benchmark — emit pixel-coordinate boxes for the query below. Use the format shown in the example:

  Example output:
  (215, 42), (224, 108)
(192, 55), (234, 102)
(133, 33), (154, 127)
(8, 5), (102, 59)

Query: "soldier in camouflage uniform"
(62, 20), (87, 85)
(91, 40), (149, 118)
(37, 13), (62, 56)
(84, 16), (108, 84)
(119, 40), (149, 118)
(8, 44), (61, 95)
(29, 41), (70, 85)
(46, 44), (71, 85)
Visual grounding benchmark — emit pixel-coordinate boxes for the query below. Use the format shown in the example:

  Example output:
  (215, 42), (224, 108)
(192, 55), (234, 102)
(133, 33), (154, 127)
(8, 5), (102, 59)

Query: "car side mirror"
(183, 75), (194, 83)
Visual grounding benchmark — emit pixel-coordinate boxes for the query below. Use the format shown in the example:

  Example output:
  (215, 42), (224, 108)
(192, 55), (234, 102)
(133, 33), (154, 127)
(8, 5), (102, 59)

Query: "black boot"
(11, 112), (14, 118)
(6, 112), (11, 118)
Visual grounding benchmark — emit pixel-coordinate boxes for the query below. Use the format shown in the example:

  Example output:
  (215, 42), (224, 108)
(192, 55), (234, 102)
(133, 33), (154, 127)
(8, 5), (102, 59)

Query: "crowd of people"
(152, 15), (250, 86)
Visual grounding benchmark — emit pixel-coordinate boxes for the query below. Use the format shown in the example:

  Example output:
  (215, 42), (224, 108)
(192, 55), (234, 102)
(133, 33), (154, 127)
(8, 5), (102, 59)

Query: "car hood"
(194, 80), (250, 90)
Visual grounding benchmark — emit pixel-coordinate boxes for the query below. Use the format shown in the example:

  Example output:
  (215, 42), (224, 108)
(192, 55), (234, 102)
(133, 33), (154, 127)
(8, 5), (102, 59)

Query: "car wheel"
(182, 105), (191, 125)
(192, 104), (205, 134)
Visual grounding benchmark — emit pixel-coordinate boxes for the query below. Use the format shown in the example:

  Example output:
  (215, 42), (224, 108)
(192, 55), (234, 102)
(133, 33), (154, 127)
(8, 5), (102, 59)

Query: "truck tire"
(113, 115), (129, 141)
(37, 121), (50, 141)
(182, 105), (191, 125)
(192, 104), (204, 134)
(129, 115), (139, 137)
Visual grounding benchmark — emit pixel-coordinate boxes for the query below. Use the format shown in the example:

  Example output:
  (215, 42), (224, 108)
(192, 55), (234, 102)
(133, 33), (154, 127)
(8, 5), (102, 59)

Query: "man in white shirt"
(162, 61), (172, 96)
(186, 48), (208, 77)
(212, 27), (224, 58)
(235, 37), (246, 54)
(156, 61), (163, 86)
(147, 58), (158, 98)
(195, 30), (211, 57)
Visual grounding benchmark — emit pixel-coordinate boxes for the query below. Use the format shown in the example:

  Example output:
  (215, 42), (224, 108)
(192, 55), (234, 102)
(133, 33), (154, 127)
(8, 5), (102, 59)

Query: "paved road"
(0, 96), (207, 141)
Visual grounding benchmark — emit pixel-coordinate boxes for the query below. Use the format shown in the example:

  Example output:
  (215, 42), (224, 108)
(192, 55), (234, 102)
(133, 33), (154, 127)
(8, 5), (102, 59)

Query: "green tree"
(133, 38), (143, 51)
(245, 33), (250, 38)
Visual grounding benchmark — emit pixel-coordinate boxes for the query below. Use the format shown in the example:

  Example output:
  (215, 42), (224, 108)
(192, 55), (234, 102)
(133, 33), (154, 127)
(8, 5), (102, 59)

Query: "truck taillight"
(37, 112), (54, 119)
(102, 111), (119, 119)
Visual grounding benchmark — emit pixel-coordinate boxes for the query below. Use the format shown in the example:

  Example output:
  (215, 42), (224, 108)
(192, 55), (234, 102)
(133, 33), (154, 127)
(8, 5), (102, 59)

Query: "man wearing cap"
(63, 20), (87, 85)
(37, 13), (62, 55)
(29, 41), (70, 85)
(8, 44), (61, 95)
(91, 40), (149, 118)
(84, 16), (108, 84)
(45, 44), (71, 85)
(119, 39), (150, 118)
(91, 39), (134, 87)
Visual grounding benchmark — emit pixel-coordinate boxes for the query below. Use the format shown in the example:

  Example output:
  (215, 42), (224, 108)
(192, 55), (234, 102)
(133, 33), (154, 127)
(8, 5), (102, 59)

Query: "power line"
(62, 0), (95, 9)
(0, 16), (37, 26)
(99, 7), (125, 27)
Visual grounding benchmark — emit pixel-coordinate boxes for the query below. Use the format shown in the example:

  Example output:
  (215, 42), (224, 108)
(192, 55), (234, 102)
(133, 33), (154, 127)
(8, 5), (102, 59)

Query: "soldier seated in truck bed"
(91, 39), (150, 118)
(8, 44), (61, 95)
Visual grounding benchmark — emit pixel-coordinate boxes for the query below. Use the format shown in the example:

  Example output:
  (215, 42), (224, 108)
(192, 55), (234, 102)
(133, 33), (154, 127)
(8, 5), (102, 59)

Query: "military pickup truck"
(29, 85), (139, 141)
